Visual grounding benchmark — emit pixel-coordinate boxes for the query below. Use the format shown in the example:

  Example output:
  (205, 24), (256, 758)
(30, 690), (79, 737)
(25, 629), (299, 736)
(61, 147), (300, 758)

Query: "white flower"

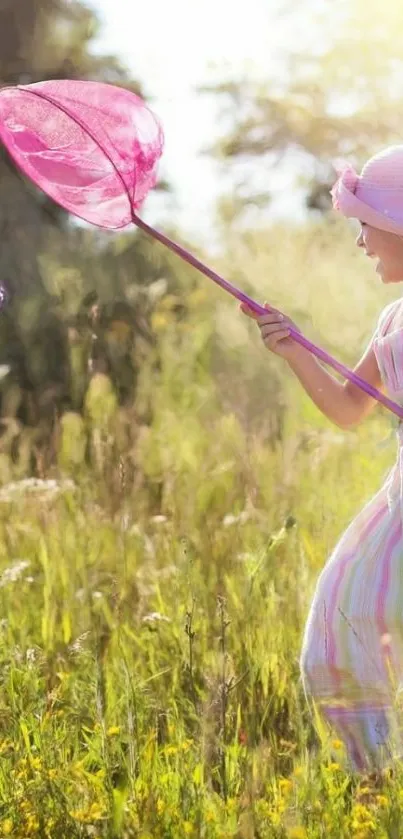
(0, 478), (75, 502)
(0, 559), (31, 587)
(223, 511), (250, 527)
(142, 612), (171, 625)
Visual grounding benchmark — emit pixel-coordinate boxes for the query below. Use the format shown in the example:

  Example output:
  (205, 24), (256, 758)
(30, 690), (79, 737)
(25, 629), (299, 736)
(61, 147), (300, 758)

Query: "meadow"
(0, 219), (402, 838)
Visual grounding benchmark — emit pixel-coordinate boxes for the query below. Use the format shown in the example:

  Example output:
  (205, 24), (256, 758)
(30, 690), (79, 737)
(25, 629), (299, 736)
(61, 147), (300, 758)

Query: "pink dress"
(300, 298), (403, 772)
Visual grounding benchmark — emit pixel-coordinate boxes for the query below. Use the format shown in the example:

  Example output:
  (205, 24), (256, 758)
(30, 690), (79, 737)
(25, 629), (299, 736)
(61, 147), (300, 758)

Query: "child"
(241, 145), (403, 773)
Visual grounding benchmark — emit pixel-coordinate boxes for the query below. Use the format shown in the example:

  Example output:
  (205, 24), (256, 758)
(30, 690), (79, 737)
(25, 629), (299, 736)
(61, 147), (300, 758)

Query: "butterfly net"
(0, 79), (164, 229)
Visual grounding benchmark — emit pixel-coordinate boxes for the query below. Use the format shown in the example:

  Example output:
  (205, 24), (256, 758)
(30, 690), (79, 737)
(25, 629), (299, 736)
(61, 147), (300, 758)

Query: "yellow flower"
(255, 800), (271, 818)
(107, 726), (120, 736)
(181, 739), (194, 751)
(327, 762), (340, 771)
(351, 803), (374, 823)
(292, 766), (304, 778)
(279, 778), (293, 794)
(270, 811), (282, 826)
(183, 822), (193, 835)
(88, 803), (105, 820)
(25, 815), (40, 834)
(375, 794), (388, 808)
(332, 739), (343, 750)
(351, 803), (376, 833)
(70, 802), (106, 823)
(289, 828), (307, 839)
(1, 819), (13, 835)
(0, 739), (12, 754)
(30, 756), (42, 770)
(157, 799), (165, 815)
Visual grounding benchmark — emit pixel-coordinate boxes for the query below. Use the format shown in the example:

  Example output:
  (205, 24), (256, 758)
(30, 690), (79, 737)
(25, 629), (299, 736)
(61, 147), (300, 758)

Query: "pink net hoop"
(0, 79), (402, 421)
(0, 79), (164, 228)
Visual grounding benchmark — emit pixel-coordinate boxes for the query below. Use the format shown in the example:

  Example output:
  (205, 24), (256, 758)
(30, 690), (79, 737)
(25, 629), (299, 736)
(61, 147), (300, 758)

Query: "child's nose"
(356, 231), (364, 248)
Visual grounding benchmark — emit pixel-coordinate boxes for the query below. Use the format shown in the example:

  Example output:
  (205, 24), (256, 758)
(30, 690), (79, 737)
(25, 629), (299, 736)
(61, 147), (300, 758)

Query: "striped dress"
(300, 297), (403, 772)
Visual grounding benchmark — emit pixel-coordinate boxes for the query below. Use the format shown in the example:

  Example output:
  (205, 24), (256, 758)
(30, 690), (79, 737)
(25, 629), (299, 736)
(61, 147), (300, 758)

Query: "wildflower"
(142, 612), (171, 624)
(375, 794), (388, 807)
(163, 745), (178, 756)
(289, 828), (307, 839)
(157, 799), (165, 815)
(327, 762), (340, 771)
(279, 778), (293, 794)
(351, 802), (376, 833)
(70, 802), (106, 823)
(0, 739), (12, 754)
(183, 823), (193, 835)
(0, 560), (31, 587)
(223, 511), (249, 527)
(25, 814), (40, 833)
(332, 739), (343, 749)
(0, 477), (75, 502)
(107, 726), (120, 736)
(255, 800), (271, 818)
(1, 820), (13, 835)
(181, 739), (194, 751)
(30, 756), (42, 770)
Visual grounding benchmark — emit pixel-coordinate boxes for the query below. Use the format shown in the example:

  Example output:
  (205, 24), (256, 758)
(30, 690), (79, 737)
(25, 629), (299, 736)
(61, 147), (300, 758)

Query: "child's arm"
(288, 342), (384, 429)
(240, 302), (383, 430)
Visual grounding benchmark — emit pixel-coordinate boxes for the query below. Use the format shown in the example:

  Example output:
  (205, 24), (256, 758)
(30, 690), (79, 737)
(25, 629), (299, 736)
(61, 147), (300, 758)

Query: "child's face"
(356, 223), (403, 284)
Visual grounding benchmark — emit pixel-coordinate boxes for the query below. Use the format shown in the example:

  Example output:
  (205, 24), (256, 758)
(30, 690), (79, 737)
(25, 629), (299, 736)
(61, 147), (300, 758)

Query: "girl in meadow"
(241, 145), (403, 774)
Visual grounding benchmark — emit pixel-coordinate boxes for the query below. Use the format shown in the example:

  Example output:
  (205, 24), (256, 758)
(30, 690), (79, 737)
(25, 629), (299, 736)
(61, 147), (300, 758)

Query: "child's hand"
(240, 301), (301, 361)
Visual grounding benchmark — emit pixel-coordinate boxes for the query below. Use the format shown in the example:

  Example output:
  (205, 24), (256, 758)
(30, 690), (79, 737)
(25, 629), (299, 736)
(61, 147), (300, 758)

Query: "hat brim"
(334, 181), (403, 235)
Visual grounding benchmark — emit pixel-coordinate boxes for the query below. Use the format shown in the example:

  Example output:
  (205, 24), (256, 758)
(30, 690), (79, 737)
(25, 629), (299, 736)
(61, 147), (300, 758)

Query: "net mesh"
(0, 79), (164, 228)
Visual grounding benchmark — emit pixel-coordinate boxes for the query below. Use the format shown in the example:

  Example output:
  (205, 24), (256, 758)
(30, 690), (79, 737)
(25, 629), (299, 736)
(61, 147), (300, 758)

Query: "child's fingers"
(240, 302), (258, 320)
(258, 312), (285, 327)
(261, 323), (290, 341)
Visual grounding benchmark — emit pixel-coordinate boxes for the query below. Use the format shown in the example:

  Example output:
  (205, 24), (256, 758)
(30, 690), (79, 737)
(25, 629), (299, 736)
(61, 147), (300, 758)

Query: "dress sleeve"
(373, 301), (403, 397)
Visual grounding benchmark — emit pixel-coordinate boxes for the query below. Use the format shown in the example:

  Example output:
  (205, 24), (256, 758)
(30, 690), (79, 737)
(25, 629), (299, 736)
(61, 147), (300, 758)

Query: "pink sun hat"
(331, 145), (403, 234)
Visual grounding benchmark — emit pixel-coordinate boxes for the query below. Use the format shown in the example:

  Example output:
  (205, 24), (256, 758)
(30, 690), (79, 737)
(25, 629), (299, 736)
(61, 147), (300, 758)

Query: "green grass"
(0, 219), (401, 837)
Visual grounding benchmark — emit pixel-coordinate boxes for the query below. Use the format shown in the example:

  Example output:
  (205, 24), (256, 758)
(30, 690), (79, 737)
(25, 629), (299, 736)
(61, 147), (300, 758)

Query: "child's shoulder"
(377, 297), (403, 337)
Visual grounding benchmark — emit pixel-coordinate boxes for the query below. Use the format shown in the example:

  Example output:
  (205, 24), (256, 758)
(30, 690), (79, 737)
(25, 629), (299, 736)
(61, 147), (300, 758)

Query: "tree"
(0, 0), (144, 430)
(204, 0), (403, 216)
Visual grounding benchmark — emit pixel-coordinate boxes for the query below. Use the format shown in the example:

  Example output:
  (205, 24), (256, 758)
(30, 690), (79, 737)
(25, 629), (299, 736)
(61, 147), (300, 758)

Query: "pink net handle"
(132, 214), (403, 422)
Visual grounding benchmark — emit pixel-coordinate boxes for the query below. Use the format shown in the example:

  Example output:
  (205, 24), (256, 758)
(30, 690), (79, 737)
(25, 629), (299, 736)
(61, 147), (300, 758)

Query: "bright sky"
(89, 0), (303, 242)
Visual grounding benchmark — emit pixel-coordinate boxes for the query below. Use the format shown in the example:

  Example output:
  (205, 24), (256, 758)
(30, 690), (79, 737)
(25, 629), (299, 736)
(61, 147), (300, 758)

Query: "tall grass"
(0, 220), (401, 838)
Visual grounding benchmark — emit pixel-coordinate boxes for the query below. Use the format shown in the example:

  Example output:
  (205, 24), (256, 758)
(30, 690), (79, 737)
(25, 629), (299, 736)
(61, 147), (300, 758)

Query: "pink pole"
(133, 212), (403, 422)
